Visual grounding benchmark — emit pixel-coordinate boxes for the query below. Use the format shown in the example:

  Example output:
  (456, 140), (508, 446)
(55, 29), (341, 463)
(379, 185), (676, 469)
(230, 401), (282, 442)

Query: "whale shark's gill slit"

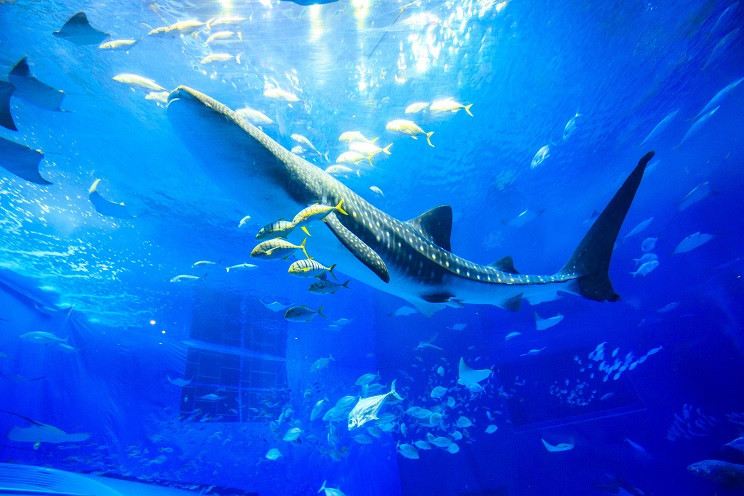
(559, 151), (654, 301)
(325, 213), (390, 283)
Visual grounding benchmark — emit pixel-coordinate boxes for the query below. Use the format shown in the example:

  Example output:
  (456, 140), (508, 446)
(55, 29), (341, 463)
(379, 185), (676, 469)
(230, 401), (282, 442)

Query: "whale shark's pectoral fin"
(406, 205), (452, 251)
(324, 213), (390, 283)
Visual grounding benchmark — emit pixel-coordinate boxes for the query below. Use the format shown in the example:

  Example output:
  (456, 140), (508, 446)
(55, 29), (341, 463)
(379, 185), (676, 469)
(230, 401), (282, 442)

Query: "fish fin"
(500, 293), (523, 312)
(464, 104), (473, 117)
(328, 264), (337, 280)
(54, 12), (110, 44)
(390, 379), (404, 401)
(0, 137), (51, 184)
(559, 151), (653, 301)
(422, 292), (454, 303)
(371, 137), (379, 143)
(324, 213), (390, 283)
(300, 238), (310, 259)
(10, 57), (31, 78)
(302, 225), (311, 236)
(425, 131), (434, 147)
(88, 178), (101, 194)
(318, 481), (326, 493)
(489, 256), (519, 274)
(0, 81), (16, 131)
(410, 299), (445, 317)
(60, 12), (92, 29)
(335, 198), (348, 216)
(406, 205), (452, 252)
(382, 143), (392, 154)
(317, 306), (326, 319)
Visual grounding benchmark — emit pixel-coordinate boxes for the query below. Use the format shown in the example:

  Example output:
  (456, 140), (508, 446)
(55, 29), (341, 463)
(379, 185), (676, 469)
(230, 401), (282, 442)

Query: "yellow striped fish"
(288, 259), (337, 279)
(250, 238), (309, 260)
(292, 200), (347, 235)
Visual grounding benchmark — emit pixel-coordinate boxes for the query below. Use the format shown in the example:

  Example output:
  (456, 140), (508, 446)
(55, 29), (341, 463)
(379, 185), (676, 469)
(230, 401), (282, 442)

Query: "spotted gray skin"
(167, 86), (653, 316)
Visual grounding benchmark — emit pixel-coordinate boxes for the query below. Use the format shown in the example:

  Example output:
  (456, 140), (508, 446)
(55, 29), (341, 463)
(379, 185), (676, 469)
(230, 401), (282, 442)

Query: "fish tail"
(88, 179), (101, 194)
(425, 131), (435, 147)
(390, 379), (404, 400)
(317, 306), (327, 319)
(382, 143), (393, 154)
(328, 264), (337, 280)
(335, 199), (348, 216)
(342, 279), (350, 288)
(559, 152), (653, 302)
(300, 238), (310, 259)
(464, 104), (473, 117)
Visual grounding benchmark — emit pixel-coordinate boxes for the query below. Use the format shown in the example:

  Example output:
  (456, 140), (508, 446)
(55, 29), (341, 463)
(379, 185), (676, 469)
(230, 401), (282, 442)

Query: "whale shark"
(167, 86), (652, 316)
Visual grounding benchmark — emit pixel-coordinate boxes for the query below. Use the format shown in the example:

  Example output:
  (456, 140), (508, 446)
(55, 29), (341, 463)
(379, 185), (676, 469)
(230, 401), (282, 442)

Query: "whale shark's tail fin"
(559, 151), (654, 301)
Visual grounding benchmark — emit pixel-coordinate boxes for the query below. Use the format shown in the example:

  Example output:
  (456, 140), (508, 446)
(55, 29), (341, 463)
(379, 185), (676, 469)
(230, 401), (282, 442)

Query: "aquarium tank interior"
(1, 0), (743, 494)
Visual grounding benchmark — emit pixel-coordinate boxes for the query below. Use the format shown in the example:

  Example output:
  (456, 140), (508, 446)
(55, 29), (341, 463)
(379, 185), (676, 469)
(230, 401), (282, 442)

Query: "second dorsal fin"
(406, 205), (452, 252)
(490, 256), (519, 274)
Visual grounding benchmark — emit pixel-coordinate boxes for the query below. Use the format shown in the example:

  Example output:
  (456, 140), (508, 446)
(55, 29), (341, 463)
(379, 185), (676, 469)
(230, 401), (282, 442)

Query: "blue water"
(1, 0), (743, 494)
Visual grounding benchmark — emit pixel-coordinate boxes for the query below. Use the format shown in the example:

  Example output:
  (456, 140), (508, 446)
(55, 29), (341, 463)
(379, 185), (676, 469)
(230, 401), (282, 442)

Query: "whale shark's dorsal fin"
(490, 256), (519, 274)
(325, 213), (390, 283)
(10, 57), (30, 78)
(406, 205), (452, 252)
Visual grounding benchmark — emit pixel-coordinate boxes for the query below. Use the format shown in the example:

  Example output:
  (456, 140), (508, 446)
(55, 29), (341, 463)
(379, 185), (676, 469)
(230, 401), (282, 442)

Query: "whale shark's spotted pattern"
(167, 86), (652, 315)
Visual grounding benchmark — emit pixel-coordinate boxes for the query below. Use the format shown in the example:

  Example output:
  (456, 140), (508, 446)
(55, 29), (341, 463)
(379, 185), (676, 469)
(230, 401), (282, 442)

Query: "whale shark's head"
(167, 86), (298, 222)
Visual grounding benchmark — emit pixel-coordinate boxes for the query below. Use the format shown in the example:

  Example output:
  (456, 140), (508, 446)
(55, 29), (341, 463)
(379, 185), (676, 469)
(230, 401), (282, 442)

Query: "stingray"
(53, 12), (109, 45)
(167, 376), (193, 387)
(457, 357), (491, 387)
(534, 311), (564, 331)
(541, 438), (575, 452)
(1, 410), (90, 445)
(0, 81), (16, 130)
(88, 179), (135, 218)
(0, 136), (50, 184)
(8, 57), (65, 111)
